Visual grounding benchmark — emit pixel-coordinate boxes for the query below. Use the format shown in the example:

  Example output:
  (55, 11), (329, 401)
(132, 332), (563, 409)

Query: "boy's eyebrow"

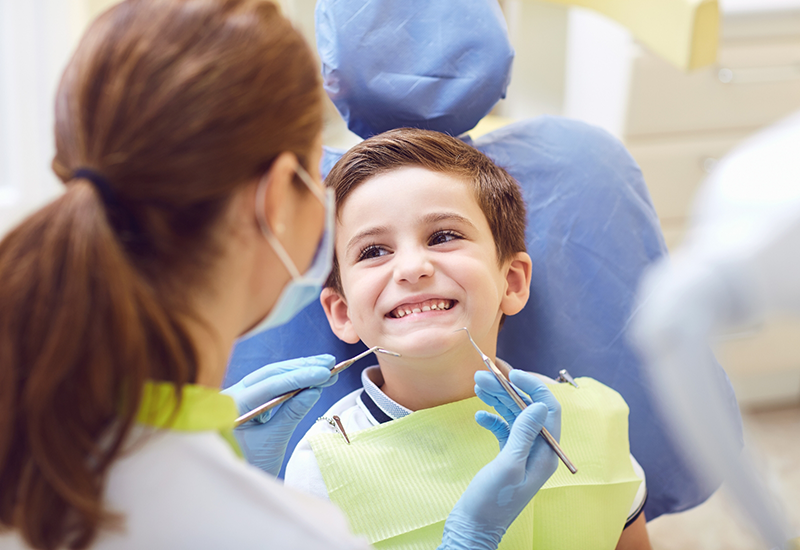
(346, 225), (390, 255)
(421, 212), (477, 229)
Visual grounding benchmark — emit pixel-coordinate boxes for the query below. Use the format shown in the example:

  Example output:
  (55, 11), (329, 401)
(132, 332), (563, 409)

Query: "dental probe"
(235, 346), (401, 427)
(456, 328), (578, 474)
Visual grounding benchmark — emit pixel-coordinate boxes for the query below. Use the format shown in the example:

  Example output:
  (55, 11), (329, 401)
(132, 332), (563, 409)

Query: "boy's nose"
(393, 248), (434, 284)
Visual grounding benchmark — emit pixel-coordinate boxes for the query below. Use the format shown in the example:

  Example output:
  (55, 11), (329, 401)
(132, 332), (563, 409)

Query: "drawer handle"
(718, 64), (800, 85)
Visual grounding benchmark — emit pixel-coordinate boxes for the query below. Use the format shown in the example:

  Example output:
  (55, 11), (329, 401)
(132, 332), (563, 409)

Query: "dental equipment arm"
(632, 111), (800, 548)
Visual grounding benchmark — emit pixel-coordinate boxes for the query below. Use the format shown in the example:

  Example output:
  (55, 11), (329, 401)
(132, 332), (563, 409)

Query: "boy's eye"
(429, 230), (463, 246)
(358, 244), (390, 262)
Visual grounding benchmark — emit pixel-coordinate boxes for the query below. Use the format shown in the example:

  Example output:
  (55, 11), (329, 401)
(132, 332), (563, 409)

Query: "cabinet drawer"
(627, 132), (747, 221)
(626, 37), (800, 137)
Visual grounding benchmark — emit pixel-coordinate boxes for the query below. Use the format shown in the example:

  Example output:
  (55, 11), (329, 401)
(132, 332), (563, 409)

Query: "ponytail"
(0, 180), (197, 549)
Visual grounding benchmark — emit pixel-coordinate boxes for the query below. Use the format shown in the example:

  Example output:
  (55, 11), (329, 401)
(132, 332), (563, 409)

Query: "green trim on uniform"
(311, 377), (642, 550)
(137, 381), (243, 457)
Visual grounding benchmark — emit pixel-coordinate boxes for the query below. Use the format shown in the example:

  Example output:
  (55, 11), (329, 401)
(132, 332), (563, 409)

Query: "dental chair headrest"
(316, 0), (514, 139)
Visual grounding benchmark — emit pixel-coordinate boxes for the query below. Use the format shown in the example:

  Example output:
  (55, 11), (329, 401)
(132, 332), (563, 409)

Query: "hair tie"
(72, 168), (143, 244)
(73, 168), (119, 208)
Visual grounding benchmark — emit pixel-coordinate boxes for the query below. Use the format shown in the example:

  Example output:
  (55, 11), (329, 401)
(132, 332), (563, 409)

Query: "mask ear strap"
(294, 163), (326, 203)
(255, 171), (302, 280)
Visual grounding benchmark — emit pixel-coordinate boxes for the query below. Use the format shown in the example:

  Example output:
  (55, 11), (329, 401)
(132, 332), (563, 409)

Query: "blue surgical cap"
(316, 0), (514, 139)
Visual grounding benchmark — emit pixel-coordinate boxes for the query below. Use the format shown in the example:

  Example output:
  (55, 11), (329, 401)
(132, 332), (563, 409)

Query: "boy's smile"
(323, 166), (526, 364)
(386, 297), (455, 318)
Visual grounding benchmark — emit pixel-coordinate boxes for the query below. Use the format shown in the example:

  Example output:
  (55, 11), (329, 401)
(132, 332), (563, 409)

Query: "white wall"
(0, 0), (357, 235)
(495, 2), (635, 141)
(563, 7), (633, 140)
(0, 0), (90, 237)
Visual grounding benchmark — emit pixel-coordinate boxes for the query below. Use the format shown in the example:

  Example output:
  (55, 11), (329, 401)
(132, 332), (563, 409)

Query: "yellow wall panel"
(539, 0), (719, 71)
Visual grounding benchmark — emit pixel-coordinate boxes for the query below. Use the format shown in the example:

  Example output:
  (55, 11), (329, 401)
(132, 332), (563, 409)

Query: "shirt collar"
(358, 359), (550, 425)
(360, 366), (412, 422)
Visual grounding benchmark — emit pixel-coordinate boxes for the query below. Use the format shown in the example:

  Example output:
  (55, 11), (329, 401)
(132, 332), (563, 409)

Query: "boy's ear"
(320, 287), (360, 344)
(500, 252), (533, 316)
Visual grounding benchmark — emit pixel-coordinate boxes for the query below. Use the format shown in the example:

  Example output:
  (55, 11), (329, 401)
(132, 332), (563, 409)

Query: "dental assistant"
(0, 1), (560, 549)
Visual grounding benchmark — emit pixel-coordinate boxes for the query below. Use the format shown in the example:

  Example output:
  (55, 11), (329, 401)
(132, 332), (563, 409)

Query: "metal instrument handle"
(486, 357), (578, 474)
(234, 346), (399, 427)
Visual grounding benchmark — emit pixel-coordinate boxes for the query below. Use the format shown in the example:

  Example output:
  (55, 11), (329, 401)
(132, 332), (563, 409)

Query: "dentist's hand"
(221, 355), (337, 477)
(439, 370), (561, 550)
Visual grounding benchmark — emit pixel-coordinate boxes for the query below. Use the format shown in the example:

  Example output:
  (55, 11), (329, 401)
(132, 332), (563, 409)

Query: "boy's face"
(321, 166), (531, 361)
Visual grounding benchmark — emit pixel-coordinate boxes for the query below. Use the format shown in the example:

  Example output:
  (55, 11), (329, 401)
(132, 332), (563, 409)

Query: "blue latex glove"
(221, 355), (337, 477)
(439, 370), (561, 550)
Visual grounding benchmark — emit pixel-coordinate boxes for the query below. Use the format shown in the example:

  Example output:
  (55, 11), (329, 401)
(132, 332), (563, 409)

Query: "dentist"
(0, 1), (560, 549)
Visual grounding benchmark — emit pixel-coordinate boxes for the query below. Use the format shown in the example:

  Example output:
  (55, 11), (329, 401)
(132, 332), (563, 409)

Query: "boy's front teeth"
(391, 299), (454, 318)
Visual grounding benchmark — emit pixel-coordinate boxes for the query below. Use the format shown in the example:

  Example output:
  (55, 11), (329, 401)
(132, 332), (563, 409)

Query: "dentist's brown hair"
(0, 1), (322, 548)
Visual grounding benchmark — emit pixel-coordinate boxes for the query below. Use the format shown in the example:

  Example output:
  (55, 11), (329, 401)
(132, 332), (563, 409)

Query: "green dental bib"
(310, 377), (641, 550)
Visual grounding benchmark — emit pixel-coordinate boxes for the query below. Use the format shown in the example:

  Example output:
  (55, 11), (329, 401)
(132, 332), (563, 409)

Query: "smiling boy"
(285, 129), (650, 550)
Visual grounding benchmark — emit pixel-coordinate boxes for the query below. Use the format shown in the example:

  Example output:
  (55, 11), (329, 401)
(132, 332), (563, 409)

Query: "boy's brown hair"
(324, 128), (528, 294)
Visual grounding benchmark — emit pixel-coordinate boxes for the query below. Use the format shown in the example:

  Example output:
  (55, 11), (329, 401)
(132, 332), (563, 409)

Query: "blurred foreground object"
(633, 110), (800, 548)
(541, 0), (719, 70)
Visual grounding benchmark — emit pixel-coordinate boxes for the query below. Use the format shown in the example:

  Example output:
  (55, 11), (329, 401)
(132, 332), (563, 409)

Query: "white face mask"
(239, 163), (335, 340)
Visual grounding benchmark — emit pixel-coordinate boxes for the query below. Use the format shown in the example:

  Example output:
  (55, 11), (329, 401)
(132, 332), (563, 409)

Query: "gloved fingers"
(473, 381), (505, 410)
(252, 384), (326, 424)
(508, 370), (560, 413)
(318, 371), (339, 389)
(234, 366), (333, 413)
(474, 370), (503, 395)
(475, 410), (510, 450)
(241, 402), (281, 424)
(254, 408), (275, 424)
(270, 387), (323, 425)
(474, 385), (517, 427)
(474, 371), (531, 415)
(239, 354), (336, 386)
(508, 371), (561, 440)
(230, 375), (327, 478)
(501, 402), (548, 462)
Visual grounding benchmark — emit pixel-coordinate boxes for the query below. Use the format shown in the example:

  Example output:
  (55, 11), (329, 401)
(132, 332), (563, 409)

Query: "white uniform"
(286, 365), (648, 528)
(0, 427), (370, 550)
